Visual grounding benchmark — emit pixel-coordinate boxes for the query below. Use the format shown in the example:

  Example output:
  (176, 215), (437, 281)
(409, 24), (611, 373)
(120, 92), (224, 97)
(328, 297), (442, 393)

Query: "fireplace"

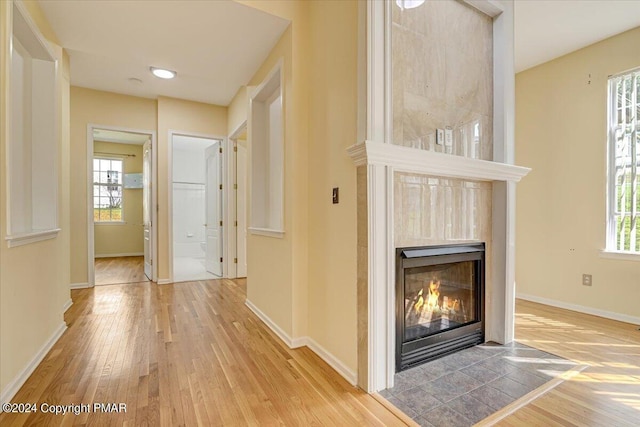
(396, 243), (485, 372)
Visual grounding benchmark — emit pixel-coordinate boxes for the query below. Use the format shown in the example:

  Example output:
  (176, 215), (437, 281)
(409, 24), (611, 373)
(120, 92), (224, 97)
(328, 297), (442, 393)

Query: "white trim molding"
(0, 322), (66, 405)
(517, 293), (640, 326)
(70, 282), (91, 289)
(347, 141), (530, 182)
(304, 338), (358, 386)
(245, 299), (296, 347)
(156, 279), (173, 285)
(245, 299), (358, 386)
(95, 252), (144, 258)
(599, 250), (640, 262)
(5, 229), (60, 248)
(248, 227), (285, 239)
(63, 299), (73, 313)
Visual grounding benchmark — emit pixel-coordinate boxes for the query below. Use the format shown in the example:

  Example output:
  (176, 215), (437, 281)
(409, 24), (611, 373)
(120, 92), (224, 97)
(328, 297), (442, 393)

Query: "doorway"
(229, 123), (248, 278)
(170, 133), (223, 282)
(88, 126), (157, 286)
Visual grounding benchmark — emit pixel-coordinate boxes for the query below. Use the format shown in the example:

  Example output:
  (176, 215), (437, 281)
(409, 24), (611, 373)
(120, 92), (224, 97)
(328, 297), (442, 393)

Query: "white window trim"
(93, 156), (125, 223)
(606, 66), (639, 255)
(599, 249), (640, 262)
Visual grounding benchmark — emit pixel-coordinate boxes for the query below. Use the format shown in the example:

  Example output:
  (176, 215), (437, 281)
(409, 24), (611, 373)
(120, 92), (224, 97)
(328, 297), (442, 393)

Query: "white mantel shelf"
(347, 141), (531, 183)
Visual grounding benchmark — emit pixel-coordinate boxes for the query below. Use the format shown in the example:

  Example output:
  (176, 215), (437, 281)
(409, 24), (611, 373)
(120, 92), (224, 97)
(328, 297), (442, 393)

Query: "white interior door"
(205, 143), (222, 276)
(142, 140), (152, 280)
(236, 140), (248, 277)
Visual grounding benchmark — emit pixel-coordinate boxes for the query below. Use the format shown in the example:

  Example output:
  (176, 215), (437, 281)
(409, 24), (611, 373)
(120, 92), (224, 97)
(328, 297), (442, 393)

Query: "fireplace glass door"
(404, 261), (478, 341)
(396, 244), (484, 371)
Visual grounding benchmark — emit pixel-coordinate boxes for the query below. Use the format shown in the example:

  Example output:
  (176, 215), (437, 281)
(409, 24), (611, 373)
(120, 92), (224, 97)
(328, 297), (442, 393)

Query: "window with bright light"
(607, 68), (639, 253)
(93, 158), (124, 222)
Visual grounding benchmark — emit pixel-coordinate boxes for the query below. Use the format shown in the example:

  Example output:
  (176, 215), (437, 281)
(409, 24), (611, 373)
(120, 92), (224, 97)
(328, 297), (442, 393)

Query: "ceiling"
(38, 0), (289, 106)
(515, 0), (640, 72)
(37, 1), (640, 101)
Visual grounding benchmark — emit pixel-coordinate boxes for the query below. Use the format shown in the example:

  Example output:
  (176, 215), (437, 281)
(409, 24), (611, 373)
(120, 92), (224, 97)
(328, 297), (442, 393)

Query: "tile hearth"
(379, 342), (578, 426)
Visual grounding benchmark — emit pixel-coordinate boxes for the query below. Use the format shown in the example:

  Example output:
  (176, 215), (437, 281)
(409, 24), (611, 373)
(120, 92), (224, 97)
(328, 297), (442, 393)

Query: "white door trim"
(167, 130), (227, 282)
(227, 120), (248, 279)
(86, 124), (158, 286)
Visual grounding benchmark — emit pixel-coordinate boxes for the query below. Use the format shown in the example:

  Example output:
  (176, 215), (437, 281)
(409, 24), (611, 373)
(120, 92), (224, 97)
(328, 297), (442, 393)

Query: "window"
(607, 68), (640, 253)
(93, 158), (124, 222)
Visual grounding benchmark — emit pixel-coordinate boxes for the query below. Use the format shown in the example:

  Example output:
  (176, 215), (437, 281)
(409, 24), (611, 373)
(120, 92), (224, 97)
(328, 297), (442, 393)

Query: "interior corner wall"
(515, 27), (640, 321)
(228, 86), (248, 135)
(307, 0), (359, 373)
(69, 87), (157, 285)
(243, 25), (297, 338)
(0, 0), (70, 396)
(156, 96), (227, 281)
(93, 141), (144, 256)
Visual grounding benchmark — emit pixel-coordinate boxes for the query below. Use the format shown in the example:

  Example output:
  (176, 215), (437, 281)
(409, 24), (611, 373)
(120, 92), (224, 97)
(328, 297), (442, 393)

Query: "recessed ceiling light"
(150, 67), (176, 79)
(396, 0), (425, 9)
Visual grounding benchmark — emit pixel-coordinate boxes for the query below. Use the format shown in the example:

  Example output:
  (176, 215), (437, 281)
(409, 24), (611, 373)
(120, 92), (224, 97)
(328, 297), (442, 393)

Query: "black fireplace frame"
(396, 243), (485, 372)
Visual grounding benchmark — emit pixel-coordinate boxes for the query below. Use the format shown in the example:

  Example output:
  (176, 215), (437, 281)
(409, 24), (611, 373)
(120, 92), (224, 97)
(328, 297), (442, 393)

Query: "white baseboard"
(157, 279), (172, 285)
(0, 322), (67, 404)
(70, 282), (91, 289)
(94, 252), (143, 258)
(302, 337), (358, 386)
(245, 299), (296, 348)
(516, 293), (640, 325)
(63, 299), (73, 313)
(245, 299), (358, 386)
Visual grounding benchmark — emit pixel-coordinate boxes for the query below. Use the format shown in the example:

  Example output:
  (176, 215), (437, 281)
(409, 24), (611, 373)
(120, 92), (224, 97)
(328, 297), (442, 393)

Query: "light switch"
(332, 187), (339, 204)
(436, 129), (444, 146)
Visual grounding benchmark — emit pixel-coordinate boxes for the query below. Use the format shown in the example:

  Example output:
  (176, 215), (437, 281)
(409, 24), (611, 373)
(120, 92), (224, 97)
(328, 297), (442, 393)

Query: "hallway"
(0, 279), (406, 426)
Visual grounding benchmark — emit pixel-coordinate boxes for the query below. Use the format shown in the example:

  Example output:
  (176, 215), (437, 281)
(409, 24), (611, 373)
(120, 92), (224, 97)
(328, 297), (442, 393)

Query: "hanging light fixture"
(396, 0), (425, 10)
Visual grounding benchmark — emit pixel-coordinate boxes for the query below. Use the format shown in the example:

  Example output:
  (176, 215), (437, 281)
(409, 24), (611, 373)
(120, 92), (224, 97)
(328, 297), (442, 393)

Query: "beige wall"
(69, 87), (157, 284)
(156, 96), (227, 280)
(93, 141), (144, 256)
(516, 27), (640, 320)
(306, 0), (359, 371)
(0, 0), (70, 394)
(239, 0), (361, 372)
(228, 86), (248, 136)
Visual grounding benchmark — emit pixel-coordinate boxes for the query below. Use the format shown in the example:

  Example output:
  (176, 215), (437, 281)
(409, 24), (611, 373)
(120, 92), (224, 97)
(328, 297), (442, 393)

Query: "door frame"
(227, 120), (248, 279)
(86, 124), (158, 285)
(167, 130), (227, 282)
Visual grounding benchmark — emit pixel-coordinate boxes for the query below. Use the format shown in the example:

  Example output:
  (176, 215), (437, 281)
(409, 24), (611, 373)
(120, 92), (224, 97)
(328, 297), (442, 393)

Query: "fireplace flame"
(414, 289), (424, 311)
(426, 280), (440, 308)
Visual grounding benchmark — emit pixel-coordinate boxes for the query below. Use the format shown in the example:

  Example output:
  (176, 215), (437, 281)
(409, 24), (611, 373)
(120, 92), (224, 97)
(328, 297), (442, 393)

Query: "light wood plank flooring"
(2, 282), (638, 426)
(95, 256), (148, 286)
(0, 279), (408, 426)
(495, 299), (640, 426)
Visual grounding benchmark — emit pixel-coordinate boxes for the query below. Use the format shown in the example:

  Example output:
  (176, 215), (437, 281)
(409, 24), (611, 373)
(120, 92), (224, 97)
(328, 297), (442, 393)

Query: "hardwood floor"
(494, 299), (640, 426)
(94, 256), (148, 285)
(2, 282), (638, 426)
(0, 279), (408, 426)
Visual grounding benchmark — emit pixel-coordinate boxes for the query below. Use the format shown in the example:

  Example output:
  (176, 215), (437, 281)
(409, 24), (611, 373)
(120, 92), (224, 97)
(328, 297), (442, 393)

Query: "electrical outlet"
(582, 274), (592, 286)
